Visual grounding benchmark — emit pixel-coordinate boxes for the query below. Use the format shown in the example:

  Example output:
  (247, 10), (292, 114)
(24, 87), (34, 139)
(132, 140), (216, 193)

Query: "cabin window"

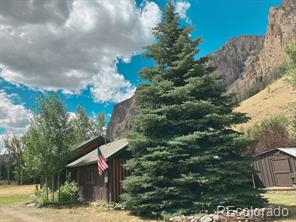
(85, 167), (95, 185)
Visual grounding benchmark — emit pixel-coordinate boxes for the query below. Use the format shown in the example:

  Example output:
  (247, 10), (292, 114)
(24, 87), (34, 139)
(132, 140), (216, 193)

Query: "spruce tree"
(122, 2), (264, 218)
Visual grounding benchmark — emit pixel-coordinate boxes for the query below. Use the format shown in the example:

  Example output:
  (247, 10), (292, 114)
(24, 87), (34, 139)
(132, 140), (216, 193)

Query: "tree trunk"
(7, 165), (10, 185)
(20, 166), (23, 185)
(45, 176), (49, 201)
(51, 175), (55, 203)
(58, 175), (60, 203)
(17, 163), (21, 185)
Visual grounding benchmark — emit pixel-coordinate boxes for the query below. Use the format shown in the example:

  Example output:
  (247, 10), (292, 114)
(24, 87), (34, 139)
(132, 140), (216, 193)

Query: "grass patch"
(0, 194), (31, 205)
(263, 191), (296, 221)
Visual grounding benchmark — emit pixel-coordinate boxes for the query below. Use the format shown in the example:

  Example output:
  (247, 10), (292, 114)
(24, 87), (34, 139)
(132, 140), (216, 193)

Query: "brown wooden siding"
(109, 156), (129, 202)
(72, 151), (130, 202)
(254, 150), (296, 188)
(77, 164), (108, 202)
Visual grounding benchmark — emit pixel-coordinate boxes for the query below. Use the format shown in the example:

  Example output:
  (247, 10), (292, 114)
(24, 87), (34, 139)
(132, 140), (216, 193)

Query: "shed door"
(272, 157), (292, 187)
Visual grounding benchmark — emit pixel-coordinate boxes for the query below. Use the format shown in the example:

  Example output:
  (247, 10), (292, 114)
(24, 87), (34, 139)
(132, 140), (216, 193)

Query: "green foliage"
(3, 136), (24, 184)
(247, 115), (290, 139)
(58, 181), (79, 203)
(34, 182), (79, 204)
(34, 187), (48, 204)
(0, 180), (8, 185)
(103, 202), (126, 210)
(23, 92), (72, 179)
(70, 106), (105, 146)
(122, 2), (264, 218)
(246, 115), (294, 155)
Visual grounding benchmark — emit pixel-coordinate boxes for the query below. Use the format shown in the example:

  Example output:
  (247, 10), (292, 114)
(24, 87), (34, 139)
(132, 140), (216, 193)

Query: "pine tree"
(122, 2), (264, 218)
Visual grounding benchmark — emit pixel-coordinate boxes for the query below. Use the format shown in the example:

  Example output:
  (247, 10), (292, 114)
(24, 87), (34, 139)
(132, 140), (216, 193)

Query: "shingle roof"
(66, 138), (128, 168)
(255, 148), (296, 158)
(100, 138), (128, 160)
(66, 148), (98, 168)
(71, 135), (105, 151)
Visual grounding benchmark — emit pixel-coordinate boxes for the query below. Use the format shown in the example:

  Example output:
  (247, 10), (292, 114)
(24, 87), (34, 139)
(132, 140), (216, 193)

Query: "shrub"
(0, 180), (9, 185)
(34, 186), (49, 204)
(246, 115), (295, 155)
(58, 181), (79, 203)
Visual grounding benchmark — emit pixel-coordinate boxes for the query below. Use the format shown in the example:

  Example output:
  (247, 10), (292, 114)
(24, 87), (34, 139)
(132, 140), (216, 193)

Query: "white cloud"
(175, 0), (191, 24)
(0, 0), (161, 103)
(0, 90), (32, 152)
(91, 64), (136, 103)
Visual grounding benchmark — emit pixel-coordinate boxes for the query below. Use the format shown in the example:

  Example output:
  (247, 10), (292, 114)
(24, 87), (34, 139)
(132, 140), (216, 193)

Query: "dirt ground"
(0, 185), (156, 222)
(0, 185), (296, 222)
(0, 204), (156, 222)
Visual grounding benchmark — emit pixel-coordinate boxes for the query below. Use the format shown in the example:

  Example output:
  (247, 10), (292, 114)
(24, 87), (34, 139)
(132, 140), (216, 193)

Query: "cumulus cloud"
(0, 90), (32, 152)
(0, 0), (161, 103)
(175, 0), (191, 23)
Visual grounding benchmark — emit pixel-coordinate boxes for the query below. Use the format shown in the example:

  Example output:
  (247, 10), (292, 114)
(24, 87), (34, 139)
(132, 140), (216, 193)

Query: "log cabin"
(66, 138), (130, 203)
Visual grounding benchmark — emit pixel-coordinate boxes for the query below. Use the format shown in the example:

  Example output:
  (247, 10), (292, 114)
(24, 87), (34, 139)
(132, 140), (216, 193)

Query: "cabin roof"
(100, 138), (128, 160)
(255, 148), (296, 158)
(71, 135), (105, 152)
(66, 138), (128, 168)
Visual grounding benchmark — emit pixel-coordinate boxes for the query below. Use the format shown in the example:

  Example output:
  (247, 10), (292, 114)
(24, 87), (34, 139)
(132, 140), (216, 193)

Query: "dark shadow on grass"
(40, 201), (90, 209)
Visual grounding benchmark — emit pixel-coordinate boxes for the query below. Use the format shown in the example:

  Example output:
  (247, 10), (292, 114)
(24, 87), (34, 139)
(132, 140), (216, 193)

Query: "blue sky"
(0, 0), (283, 150)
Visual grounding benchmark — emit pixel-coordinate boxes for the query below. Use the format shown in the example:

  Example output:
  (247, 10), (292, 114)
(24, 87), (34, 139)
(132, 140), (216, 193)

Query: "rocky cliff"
(107, 0), (296, 140)
(208, 36), (264, 86)
(229, 0), (296, 95)
(106, 95), (136, 140)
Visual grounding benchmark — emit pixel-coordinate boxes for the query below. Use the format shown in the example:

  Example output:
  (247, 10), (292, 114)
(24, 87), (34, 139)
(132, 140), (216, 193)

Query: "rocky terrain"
(208, 36), (264, 86)
(107, 0), (296, 140)
(229, 0), (296, 96)
(106, 95), (137, 140)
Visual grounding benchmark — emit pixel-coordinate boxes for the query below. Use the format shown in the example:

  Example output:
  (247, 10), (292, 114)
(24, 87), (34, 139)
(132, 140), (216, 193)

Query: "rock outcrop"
(208, 36), (264, 86)
(107, 0), (296, 140)
(106, 95), (136, 140)
(229, 0), (296, 95)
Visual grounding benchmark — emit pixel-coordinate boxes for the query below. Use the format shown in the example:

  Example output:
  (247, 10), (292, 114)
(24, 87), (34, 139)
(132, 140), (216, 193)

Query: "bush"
(0, 180), (9, 185)
(34, 186), (49, 204)
(246, 115), (295, 155)
(58, 181), (79, 203)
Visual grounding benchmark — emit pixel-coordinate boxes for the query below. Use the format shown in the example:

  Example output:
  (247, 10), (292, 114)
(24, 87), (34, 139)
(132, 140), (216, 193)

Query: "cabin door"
(272, 156), (292, 187)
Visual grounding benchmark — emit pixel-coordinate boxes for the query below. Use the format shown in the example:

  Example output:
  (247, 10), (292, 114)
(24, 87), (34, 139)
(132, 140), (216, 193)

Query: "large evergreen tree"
(122, 2), (264, 218)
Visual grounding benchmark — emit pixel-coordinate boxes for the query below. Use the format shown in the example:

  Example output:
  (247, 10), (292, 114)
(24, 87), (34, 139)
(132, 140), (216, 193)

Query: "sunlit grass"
(0, 194), (31, 205)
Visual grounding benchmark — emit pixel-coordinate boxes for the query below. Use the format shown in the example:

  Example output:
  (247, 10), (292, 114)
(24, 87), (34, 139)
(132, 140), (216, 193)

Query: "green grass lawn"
(263, 191), (296, 221)
(0, 194), (32, 205)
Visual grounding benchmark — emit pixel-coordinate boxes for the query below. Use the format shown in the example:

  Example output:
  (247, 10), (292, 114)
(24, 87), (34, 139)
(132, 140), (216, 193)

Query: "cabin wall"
(70, 151), (130, 202)
(109, 156), (129, 202)
(77, 164), (108, 202)
(254, 150), (296, 188)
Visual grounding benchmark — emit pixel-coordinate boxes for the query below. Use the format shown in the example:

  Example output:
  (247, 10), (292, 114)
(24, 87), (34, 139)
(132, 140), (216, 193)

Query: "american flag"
(97, 149), (108, 176)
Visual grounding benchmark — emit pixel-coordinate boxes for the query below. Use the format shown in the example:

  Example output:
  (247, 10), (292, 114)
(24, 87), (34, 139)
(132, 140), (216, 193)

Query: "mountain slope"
(235, 77), (295, 130)
(230, 0), (296, 96)
(106, 0), (296, 140)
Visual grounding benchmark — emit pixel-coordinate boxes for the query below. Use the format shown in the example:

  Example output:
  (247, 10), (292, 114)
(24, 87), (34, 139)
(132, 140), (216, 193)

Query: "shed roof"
(278, 148), (296, 158)
(255, 148), (296, 158)
(66, 138), (128, 168)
